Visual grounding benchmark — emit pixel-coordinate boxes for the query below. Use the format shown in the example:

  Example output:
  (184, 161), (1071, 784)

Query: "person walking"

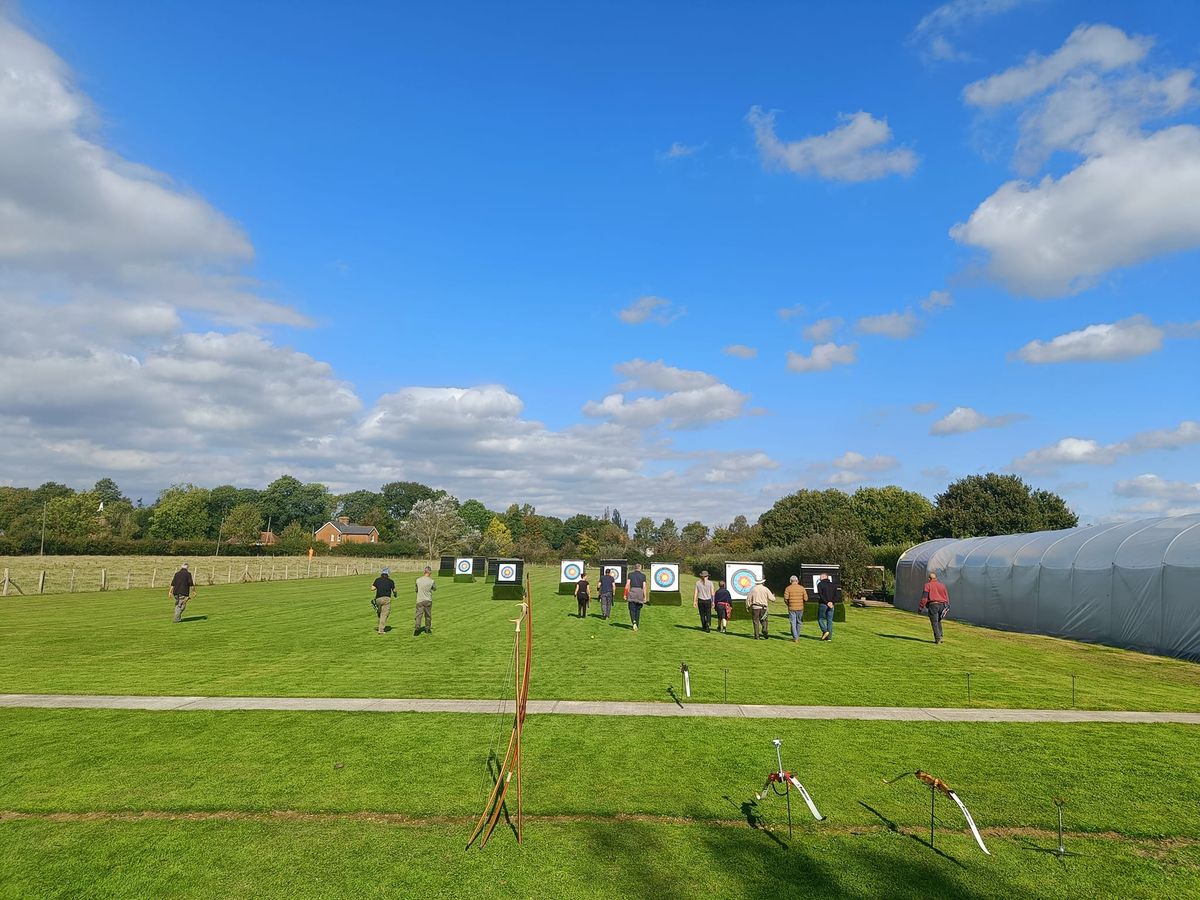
(713, 580), (733, 633)
(575, 568), (591, 618)
(371, 566), (396, 634)
(169, 562), (195, 623)
(918, 572), (950, 644)
(693, 570), (715, 632)
(783, 575), (808, 642)
(598, 568), (616, 619)
(414, 565), (437, 635)
(746, 578), (775, 640)
(626, 563), (648, 630)
(816, 573), (836, 641)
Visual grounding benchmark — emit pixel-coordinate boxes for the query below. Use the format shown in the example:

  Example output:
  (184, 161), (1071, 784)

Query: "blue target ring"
(499, 564), (516, 581)
(654, 568), (677, 589)
(456, 559), (472, 574)
(731, 568), (756, 595)
(563, 563), (582, 581)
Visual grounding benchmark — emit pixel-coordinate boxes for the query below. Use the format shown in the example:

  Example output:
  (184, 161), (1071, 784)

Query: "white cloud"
(582, 384), (754, 430)
(920, 290), (954, 312)
(1013, 420), (1200, 471)
(777, 304), (807, 320)
(951, 126), (1200, 297)
(785, 342), (857, 373)
(723, 344), (758, 359)
(911, 0), (1039, 63)
(954, 25), (1200, 296)
(911, 402), (938, 414)
(963, 24), (1150, 108)
(694, 451), (779, 484)
(659, 141), (704, 159)
(931, 405), (1026, 435)
(617, 295), (686, 325)
(802, 317), (842, 342)
(827, 451), (899, 486)
(1014, 315), (1165, 363)
(746, 107), (917, 182)
(856, 309), (921, 339)
(614, 359), (718, 392)
(1113, 473), (1200, 516)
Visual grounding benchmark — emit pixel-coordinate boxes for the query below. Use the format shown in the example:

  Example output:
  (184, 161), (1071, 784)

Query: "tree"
(458, 499), (494, 534)
(925, 474), (1077, 538)
(1032, 489), (1079, 531)
(278, 522), (311, 553)
(757, 489), (861, 547)
(44, 491), (104, 539)
(656, 518), (679, 544)
(92, 478), (128, 506)
(261, 476), (333, 531)
(712, 515), (761, 558)
(480, 517), (514, 556)
(32, 482), (74, 504)
(149, 485), (212, 540)
(681, 521), (710, 547)
(401, 496), (476, 562)
(610, 509), (625, 531)
(223, 503), (264, 544)
(632, 517), (656, 549)
(578, 533), (599, 561)
(336, 490), (384, 523)
(850, 486), (933, 546)
(381, 481), (442, 520)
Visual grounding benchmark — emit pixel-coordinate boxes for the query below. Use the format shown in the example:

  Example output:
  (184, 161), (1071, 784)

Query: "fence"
(0, 556), (428, 597)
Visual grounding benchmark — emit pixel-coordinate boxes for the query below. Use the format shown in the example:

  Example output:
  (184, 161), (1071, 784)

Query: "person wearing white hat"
(746, 578), (776, 640)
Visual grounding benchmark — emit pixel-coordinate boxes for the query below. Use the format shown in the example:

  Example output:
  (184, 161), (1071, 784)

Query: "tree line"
(0, 473), (1077, 587)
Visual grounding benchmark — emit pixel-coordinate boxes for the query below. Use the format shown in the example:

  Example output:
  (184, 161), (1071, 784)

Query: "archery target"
(560, 560), (584, 582)
(725, 562), (763, 599)
(651, 563), (679, 591)
(497, 563), (518, 583)
(455, 557), (473, 575)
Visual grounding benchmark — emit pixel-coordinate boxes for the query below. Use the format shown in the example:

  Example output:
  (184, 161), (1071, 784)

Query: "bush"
(327, 540), (419, 558)
(869, 543), (911, 572)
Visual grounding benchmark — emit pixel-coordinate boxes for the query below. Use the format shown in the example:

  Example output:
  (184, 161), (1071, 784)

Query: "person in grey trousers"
(414, 566), (437, 635)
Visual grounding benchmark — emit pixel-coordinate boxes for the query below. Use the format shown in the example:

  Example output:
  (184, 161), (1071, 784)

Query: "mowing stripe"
(2, 693), (1200, 722)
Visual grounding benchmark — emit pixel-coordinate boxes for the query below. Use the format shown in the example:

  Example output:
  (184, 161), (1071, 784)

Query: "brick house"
(313, 516), (380, 546)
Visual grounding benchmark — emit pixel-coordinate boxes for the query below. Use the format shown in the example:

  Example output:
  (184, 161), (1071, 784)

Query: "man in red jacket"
(918, 572), (950, 644)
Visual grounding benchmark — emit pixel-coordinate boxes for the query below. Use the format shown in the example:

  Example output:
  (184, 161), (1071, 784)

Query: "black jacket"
(817, 579), (836, 604)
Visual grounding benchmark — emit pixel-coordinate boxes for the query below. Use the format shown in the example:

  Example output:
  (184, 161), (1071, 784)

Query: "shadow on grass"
(723, 795), (788, 849)
(674, 624), (756, 640)
(178, 616), (207, 623)
(666, 686), (684, 708)
(875, 633), (932, 643)
(610, 622), (633, 630)
(858, 801), (967, 869)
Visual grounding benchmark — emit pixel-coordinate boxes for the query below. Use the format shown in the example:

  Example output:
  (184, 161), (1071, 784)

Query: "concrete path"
(2, 693), (1198, 723)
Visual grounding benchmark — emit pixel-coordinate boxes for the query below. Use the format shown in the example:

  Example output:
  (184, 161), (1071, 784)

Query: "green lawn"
(2, 708), (1199, 898)
(1, 566), (1198, 711)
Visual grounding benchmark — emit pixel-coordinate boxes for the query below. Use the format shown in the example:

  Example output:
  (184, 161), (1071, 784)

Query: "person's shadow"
(875, 633), (933, 643)
(179, 616), (207, 623)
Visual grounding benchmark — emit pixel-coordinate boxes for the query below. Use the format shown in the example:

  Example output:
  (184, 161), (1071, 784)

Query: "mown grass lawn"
(2, 708), (1198, 898)
(1, 566), (1198, 710)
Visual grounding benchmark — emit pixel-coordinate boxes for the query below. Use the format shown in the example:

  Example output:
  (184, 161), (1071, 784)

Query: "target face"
(651, 563), (678, 590)
(498, 563), (518, 583)
(455, 557), (473, 575)
(725, 562), (763, 599)
(560, 560), (584, 583)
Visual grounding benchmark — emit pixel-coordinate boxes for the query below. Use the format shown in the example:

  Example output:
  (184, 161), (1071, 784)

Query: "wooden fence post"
(270, 563), (275, 581)
(69, 569), (76, 593)
(284, 564), (289, 580)
(39, 570), (46, 594)
(2, 568), (8, 596)
(100, 569), (107, 591)
(126, 573), (131, 590)
(151, 568), (157, 589)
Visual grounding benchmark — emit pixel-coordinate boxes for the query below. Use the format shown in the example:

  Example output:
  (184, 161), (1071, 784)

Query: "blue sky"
(1, 0), (1198, 525)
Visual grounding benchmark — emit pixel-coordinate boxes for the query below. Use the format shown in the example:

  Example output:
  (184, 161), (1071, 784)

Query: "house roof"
(319, 520), (378, 536)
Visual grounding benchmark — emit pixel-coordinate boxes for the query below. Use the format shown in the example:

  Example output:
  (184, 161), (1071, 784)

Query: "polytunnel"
(894, 514), (1200, 659)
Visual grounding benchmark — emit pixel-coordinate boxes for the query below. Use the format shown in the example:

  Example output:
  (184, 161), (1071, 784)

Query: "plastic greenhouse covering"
(894, 514), (1200, 659)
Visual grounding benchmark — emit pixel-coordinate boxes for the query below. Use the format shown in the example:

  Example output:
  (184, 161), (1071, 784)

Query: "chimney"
(337, 516), (350, 525)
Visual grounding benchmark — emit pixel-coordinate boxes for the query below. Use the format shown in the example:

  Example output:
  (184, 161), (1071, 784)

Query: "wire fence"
(0, 555), (428, 597)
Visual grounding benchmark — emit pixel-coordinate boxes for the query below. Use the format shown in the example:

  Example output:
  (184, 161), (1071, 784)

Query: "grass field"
(2, 565), (1198, 897)
(1, 565), (1198, 710)
(0, 554), (423, 596)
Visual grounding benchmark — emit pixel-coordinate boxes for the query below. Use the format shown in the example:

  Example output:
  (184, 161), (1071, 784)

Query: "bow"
(884, 770), (990, 855)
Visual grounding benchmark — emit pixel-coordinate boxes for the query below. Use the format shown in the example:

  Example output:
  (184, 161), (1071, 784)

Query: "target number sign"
(497, 563), (518, 583)
(560, 560), (584, 583)
(455, 557), (473, 575)
(725, 562), (763, 599)
(651, 563), (679, 591)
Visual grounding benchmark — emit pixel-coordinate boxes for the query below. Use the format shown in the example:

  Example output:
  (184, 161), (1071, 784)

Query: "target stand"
(754, 738), (825, 837)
